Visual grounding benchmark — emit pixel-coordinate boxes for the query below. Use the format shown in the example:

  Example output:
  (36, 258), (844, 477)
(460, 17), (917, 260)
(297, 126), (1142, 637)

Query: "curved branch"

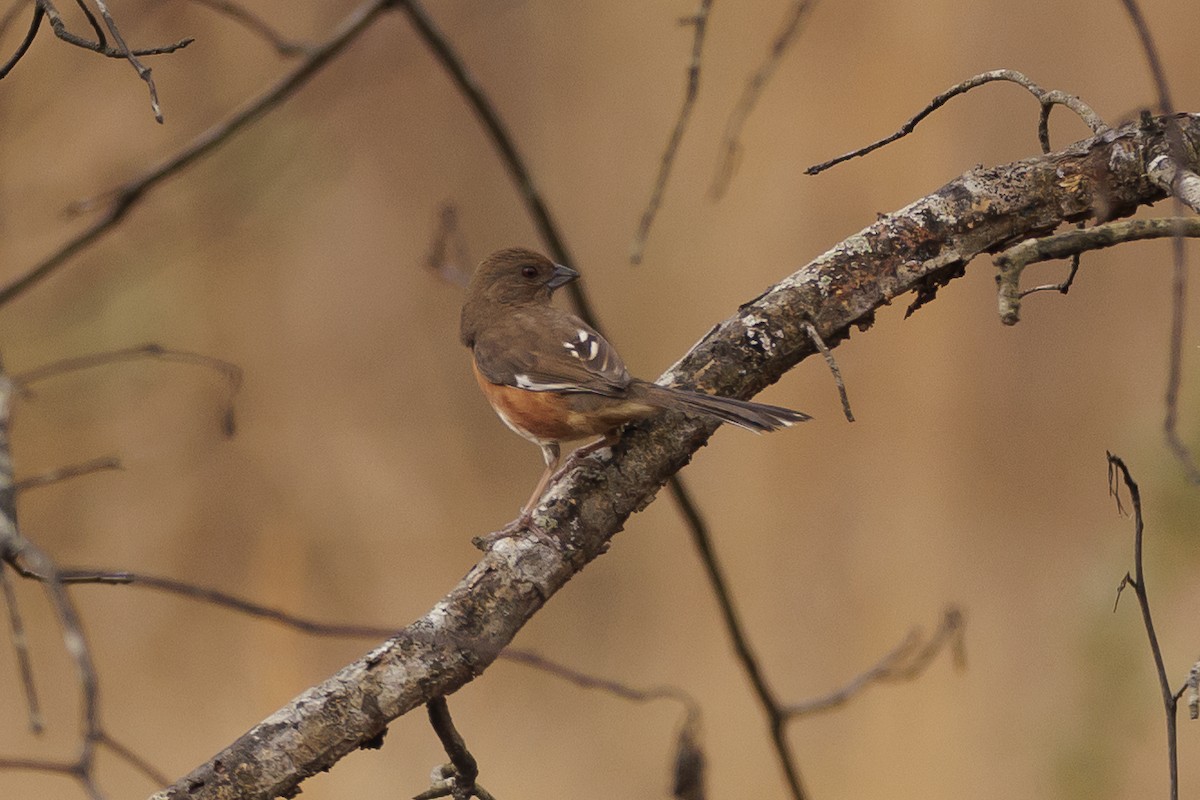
(148, 114), (1199, 800)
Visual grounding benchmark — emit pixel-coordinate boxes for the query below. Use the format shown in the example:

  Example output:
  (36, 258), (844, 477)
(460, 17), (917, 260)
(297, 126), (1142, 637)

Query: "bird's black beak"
(547, 263), (579, 290)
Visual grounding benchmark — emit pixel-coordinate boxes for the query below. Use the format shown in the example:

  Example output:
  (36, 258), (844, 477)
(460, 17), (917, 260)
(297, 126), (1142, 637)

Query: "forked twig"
(784, 607), (965, 717)
(807, 69), (1107, 175)
(0, 0), (393, 309)
(1107, 453), (1183, 800)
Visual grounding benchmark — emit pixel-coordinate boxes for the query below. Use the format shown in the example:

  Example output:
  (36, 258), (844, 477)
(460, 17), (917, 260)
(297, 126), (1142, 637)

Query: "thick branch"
(150, 113), (1200, 800)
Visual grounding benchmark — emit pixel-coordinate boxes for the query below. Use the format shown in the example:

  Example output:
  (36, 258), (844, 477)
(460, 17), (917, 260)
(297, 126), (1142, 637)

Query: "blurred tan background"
(1, 1), (1198, 798)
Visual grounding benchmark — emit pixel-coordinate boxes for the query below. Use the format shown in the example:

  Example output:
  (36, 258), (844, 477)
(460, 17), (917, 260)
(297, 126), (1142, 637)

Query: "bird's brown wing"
(472, 307), (632, 396)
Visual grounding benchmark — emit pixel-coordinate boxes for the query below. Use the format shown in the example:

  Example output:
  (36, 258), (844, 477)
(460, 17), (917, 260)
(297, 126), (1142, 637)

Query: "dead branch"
(806, 69), (1107, 175)
(784, 608), (964, 717)
(0, 0), (393, 308)
(145, 113), (1199, 800)
(995, 217), (1200, 324)
(0, 0), (194, 121)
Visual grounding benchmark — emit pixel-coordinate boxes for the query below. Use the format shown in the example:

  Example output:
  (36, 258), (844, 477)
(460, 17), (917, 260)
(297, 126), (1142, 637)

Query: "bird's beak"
(547, 263), (579, 290)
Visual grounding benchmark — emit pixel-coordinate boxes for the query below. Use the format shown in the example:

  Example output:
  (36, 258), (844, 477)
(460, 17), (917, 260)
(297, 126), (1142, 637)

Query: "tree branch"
(148, 114), (1198, 800)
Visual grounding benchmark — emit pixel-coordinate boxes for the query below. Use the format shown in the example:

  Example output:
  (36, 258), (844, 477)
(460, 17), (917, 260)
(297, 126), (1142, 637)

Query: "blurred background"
(1, 1), (1198, 798)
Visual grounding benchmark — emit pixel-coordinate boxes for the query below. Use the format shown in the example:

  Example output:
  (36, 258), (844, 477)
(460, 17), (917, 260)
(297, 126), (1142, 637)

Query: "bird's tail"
(637, 382), (810, 432)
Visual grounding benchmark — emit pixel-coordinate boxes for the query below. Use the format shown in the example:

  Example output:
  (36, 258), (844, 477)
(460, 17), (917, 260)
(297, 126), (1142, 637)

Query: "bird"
(461, 247), (809, 534)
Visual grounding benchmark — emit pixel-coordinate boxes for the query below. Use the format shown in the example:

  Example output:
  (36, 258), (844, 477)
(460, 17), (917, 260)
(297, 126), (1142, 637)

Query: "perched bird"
(461, 247), (809, 530)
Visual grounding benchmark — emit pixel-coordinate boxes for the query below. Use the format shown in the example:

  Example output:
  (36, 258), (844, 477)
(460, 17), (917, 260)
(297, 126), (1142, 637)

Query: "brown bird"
(461, 247), (809, 531)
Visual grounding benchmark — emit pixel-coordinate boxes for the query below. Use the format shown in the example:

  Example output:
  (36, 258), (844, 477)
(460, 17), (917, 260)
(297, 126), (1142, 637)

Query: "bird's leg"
(475, 443), (560, 549)
(564, 431), (620, 468)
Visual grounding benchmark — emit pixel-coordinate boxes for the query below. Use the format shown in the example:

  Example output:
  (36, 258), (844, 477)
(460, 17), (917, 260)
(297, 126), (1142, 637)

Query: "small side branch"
(0, 0), (195, 121)
(629, 0), (713, 265)
(784, 607), (965, 718)
(807, 69), (1107, 174)
(995, 217), (1200, 325)
(14, 344), (243, 437)
(0, 0), (393, 308)
(1107, 452), (1180, 800)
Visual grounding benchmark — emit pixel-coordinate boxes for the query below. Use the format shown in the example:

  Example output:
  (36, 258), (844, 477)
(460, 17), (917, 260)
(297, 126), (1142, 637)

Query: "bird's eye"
(520, 265), (539, 279)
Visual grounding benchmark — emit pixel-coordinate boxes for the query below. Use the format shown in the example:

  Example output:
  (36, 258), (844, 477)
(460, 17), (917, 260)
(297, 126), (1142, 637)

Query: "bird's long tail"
(638, 382), (810, 432)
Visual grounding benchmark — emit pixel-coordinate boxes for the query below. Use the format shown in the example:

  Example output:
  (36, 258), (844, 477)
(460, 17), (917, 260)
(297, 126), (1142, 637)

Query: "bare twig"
(784, 607), (964, 717)
(996, 217), (1200, 325)
(1, 1), (193, 81)
(72, 0), (105, 48)
(0, 562), (44, 733)
(422, 697), (492, 800)
(188, 0), (310, 56)
(667, 486), (808, 800)
(0, 372), (105, 799)
(0, 3), (42, 79)
(806, 69), (1107, 175)
(15, 455), (122, 492)
(98, 731), (172, 789)
(802, 321), (853, 421)
(629, 0), (713, 265)
(14, 344), (243, 437)
(711, 0), (816, 198)
(1118, 0), (1200, 485)
(1107, 453), (1179, 800)
(0, 0), (393, 308)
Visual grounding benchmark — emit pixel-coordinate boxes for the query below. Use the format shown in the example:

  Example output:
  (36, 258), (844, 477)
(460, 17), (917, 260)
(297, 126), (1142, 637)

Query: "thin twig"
(711, 0), (816, 198)
(0, 372), (104, 799)
(995, 217), (1200, 325)
(784, 607), (965, 717)
(188, 0), (310, 56)
(98, 731), (171, 788)
(629, 0), (713, 265)
(1107, 452), (1178, 800)
(15, 455), (122, 492)
(1118, 0), (1200, 485)
(14, 344), (242, 437)
(806, 69), (1107, 175)
(73, 0), (105, 47)
(0, 4), (42, 79)
(424, 697), (485, 800)
(35, 567), (402, 639)
(90, 0), (163, 121)
(502, 648), (698, 709)
(0, 563), (44, 733)
(667, 484), (808, 800)
(0, 0), (393, 308)
(802, 321), (853, 421)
